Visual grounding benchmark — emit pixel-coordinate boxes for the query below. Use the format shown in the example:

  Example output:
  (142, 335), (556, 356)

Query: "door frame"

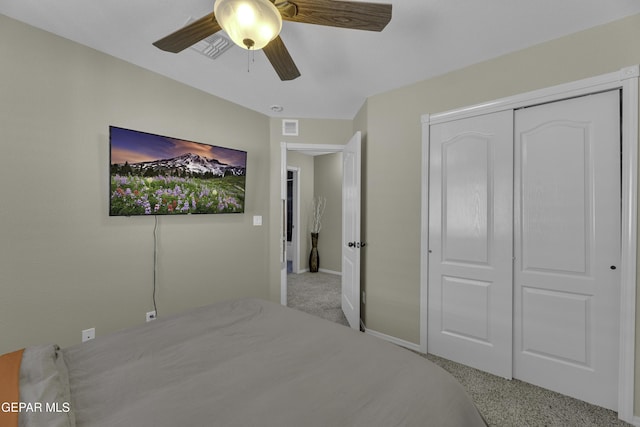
(280, 142), (347, 307)
(286, 167), (300, 274)
(420, 65), (638, 422)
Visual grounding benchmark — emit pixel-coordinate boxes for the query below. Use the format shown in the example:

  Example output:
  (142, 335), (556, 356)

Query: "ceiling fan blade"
(263, 36), (301, 81)
(153, 12), (222, 53)
(283, 0), (392, 32)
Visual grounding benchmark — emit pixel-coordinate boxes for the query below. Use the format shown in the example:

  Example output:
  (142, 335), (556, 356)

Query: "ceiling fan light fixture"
(214, 0), (282, 50)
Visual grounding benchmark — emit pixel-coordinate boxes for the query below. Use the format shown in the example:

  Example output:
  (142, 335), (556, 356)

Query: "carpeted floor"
(286, 271), (631, 427)
(424, 353), (630, 427)
(287, 271), (349, 326)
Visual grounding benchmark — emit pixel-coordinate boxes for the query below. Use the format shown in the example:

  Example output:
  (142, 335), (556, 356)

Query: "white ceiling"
(2, 1), (640, 119)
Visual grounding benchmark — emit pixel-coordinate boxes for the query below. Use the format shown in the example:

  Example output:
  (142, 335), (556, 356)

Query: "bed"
(2, 298), (487, 427)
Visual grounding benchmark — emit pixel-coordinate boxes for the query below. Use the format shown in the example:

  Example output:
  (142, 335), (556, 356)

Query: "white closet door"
(513, 91), (621, 410)
(428, 111), (514, 378)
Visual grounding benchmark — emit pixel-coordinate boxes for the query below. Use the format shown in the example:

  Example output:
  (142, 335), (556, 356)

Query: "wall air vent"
(282, 119), (299, 136)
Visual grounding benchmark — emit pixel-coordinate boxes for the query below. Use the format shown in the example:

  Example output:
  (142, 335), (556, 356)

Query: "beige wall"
(285, 151), (314, 272)
(0, 14), (272, 355)
(358, 12), (640, 413)
(362, 10), (640, 340)
(314, 152), (343, 273)
(4, 7), (640, 417)
(284, 150), (343, 274)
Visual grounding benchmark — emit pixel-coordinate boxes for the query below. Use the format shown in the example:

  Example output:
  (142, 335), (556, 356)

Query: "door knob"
(348, 241), (367, 248)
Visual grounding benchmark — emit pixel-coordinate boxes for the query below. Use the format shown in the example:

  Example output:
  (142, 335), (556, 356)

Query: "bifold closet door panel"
(513, 90), (621, 410)
(428, 110), (514, 379)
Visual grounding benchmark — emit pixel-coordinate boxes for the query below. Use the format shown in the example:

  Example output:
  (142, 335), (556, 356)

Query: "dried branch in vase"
(310, 196), (326, 234)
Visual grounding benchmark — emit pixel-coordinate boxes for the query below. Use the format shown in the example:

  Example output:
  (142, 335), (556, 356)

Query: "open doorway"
(285, 149), (346, 325)
(280, 134), (362, 330)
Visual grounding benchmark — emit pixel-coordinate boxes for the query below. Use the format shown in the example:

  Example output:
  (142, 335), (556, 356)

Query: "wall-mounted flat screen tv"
(109, 126), (247, 216)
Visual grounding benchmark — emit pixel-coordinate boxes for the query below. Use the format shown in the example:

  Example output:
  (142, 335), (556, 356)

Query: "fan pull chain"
(242, 38), (256, 74)
(246, 48), (256, 73)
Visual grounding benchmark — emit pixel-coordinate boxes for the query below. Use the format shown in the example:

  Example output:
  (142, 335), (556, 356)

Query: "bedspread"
(22, 298), (486, 426)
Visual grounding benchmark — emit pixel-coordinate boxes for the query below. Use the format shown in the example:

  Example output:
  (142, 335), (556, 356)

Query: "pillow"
(0, 348), (24, 427)
(18, 345), (75, 427)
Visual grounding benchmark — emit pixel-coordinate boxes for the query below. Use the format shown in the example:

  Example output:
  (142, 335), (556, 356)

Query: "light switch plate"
(253, 215), (262, 226)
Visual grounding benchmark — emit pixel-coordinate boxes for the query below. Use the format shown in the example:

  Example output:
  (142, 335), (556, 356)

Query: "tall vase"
(309, 232), (319, 273)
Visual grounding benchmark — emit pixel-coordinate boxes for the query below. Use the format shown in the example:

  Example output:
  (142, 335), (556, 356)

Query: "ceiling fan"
(153, 0), (392, 81)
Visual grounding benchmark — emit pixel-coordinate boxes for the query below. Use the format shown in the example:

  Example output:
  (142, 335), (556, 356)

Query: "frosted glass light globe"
(214, 0), (282, 50)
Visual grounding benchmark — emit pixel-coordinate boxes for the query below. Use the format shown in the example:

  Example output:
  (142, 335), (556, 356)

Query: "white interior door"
(342, 132), (361, 330)
(513, 91), (621, 410)
(428, 111), (514, 378)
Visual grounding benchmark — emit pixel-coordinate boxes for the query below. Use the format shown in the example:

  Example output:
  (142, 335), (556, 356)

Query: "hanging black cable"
(152, 215), (159, 317)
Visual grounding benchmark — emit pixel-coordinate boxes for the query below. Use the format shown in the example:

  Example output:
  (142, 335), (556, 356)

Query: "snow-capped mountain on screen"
(116, 153), (245, 177)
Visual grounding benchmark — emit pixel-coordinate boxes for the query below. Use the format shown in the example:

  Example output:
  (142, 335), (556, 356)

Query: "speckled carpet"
(424, 353), (630, 427)
(287, 271), (631, 427)
(287, 271), (349, 326)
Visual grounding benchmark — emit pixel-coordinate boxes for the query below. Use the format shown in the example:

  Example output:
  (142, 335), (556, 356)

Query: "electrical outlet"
(362, 291), (366, 304)
(146, 311), (157, 322)
(82, 328), (95, 342)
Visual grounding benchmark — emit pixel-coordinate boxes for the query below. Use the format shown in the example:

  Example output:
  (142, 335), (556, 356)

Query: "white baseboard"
(318, 268), (341, 276)
(364, 328), (422, 353)
(290, 268), (341, 275)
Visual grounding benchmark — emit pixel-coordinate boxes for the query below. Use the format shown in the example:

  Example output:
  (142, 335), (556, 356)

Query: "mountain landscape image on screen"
(109, 126), (247, 216)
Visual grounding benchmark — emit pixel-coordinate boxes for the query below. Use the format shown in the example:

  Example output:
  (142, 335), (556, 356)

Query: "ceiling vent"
(282, 119), (299, 136)
(190, 33), (232, 59)
(183, 17), (232, 60)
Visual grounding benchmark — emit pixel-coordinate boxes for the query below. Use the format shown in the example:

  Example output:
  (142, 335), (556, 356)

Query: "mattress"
(10, 298), (486, 427)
